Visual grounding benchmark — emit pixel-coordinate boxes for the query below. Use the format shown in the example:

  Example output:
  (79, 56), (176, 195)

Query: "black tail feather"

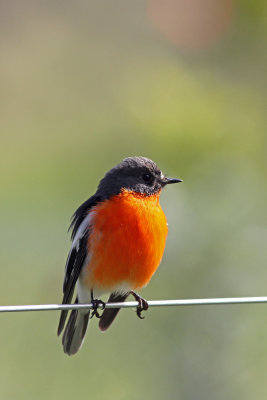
(60, 298), (90, 355)
(57, 309), (69, 336)
(99, 292), (129, 332)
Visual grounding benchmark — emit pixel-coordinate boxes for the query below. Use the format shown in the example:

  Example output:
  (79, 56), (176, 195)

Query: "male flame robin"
(57, 156), (182, 355)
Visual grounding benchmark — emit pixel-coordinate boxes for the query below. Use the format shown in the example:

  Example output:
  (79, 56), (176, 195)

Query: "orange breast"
(83, 189), (168, 292)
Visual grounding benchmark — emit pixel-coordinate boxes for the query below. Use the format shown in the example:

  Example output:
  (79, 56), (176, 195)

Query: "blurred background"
(0, 0), (266, 399)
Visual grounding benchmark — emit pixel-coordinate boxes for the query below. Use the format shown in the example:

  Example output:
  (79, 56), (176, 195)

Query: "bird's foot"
(90, 296), (106, 319)
(130, 291), (149, 319)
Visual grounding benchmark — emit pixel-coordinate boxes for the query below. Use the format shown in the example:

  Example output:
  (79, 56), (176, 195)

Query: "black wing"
(57, 233), (89, 336)
(57, 194), (101, 336)
(69, 194), (101, 240)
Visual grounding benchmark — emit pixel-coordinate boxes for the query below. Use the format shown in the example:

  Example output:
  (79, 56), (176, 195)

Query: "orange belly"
(83, 189), (168, 292)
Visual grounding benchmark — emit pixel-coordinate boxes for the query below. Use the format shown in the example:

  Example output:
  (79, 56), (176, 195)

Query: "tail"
(58, 298), (90, 356)
(99, 292), (129, 332)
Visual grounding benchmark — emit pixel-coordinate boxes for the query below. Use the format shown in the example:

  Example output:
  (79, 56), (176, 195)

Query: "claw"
(90, 291), (106, 319)
(130, 291), (149, 319)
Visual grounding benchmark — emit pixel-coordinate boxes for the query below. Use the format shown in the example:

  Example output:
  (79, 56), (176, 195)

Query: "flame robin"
(57, 156), (182, 355)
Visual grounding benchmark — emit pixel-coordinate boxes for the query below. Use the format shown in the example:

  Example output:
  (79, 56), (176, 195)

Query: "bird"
(57, 156), (182, 355)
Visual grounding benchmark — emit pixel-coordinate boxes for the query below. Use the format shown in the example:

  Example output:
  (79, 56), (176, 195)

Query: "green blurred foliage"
(0, 1), (266, 399)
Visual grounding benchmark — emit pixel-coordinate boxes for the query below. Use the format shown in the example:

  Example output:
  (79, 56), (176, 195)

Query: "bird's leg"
(130, 291), (149, 319)
(90, 290), (106, 319)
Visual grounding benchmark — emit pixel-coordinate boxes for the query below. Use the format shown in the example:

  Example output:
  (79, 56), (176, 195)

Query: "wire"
(1, 296), (267, 313)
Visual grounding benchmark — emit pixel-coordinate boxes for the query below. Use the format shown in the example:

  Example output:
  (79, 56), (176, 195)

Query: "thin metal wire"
(1, 296), (267, 313)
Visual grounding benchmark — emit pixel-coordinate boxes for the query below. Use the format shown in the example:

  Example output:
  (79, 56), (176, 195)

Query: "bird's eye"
(142, 173), (152, 182)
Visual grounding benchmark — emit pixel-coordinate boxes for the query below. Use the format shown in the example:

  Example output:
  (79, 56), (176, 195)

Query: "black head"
(96, 156), (182, 199)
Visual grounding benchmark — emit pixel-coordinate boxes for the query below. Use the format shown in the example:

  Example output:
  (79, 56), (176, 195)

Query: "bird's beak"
(163, 177), (183, 185)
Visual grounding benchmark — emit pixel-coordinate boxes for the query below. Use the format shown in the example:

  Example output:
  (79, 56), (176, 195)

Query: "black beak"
(163, 177), (183, 185)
